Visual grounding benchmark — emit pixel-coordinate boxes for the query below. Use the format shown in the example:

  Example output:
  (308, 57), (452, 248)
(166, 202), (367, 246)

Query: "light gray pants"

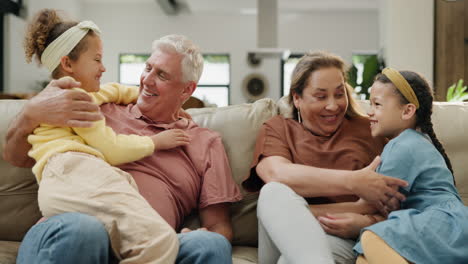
(257, 182), (356, 264)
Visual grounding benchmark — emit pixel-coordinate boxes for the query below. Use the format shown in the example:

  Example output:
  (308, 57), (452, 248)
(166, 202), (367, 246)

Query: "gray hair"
(152, 34), (204, 83)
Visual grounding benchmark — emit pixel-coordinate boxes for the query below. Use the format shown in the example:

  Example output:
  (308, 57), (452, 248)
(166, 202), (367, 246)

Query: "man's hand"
(2, 77), (103, 168)
(349, 156), (407, 214)
(26, 77), (103, 128)
(318, 212), (374, 239)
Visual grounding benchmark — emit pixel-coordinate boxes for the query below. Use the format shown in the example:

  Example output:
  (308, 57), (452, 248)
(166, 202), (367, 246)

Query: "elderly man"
(4, 35), (242, 264)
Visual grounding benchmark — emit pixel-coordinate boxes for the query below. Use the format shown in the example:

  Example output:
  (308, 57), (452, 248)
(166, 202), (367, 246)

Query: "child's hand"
(355, 198), (378, 212)
(151, 129), (190, 150)
(318, 212), (371, 239)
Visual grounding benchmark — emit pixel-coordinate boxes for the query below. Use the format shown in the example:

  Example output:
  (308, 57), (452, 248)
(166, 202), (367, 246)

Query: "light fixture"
(247, 48), (291, 67)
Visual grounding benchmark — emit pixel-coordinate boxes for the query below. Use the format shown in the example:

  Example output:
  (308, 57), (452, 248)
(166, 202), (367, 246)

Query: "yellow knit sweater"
(28, 83), (154, 182)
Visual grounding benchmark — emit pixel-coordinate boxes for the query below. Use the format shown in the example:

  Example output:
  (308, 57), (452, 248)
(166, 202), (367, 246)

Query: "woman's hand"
(349, 156), (407, 215)
(318, 212), (375, 239)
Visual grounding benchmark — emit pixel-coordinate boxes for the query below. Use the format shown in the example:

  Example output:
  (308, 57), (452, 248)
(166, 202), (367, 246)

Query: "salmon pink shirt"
(101, 103), (242, 229)
(242, 115), (386, 204)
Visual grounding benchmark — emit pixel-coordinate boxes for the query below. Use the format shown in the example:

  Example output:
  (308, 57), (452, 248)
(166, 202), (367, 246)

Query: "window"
(119, 54), (150, 86)
(1, 15), (4, 92)
(119, 53), (230, 107)
(349, 52), (382, 100)
(281, 54), (304, 97)
(1, 0), (23, 92)
(195, 54), (230, 107)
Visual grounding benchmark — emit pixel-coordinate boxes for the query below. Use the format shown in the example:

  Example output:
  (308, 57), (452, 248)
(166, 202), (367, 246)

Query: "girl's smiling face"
(368, 81), (411, 139)
(68, 34), (106, 92)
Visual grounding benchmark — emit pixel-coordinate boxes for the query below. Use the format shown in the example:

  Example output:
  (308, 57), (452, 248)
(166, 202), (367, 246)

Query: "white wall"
(82, 2), (257, 105)
(280, 11), (379, 62)
(4, 14), (44, 93)
(4, 0), (82, 93)
(379, 0), (434, 83)
(83, 2), (379, 104)
(5, 1), (379, 104)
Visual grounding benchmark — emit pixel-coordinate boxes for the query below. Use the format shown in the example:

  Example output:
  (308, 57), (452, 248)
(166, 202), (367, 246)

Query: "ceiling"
(80, 0), (379, 14)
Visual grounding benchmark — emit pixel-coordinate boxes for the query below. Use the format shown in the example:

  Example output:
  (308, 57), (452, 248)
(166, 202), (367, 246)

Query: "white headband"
(41, 20), (101, 73)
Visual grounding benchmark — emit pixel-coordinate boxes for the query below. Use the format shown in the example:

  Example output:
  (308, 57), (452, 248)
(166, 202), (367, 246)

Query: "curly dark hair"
(24, 9), (95, 78)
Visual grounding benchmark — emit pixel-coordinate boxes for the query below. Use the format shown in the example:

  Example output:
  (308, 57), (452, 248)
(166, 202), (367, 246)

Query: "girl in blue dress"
(353, 68), (468, 264)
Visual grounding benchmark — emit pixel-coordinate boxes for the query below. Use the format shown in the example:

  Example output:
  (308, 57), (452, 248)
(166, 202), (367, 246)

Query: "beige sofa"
(1, 98), (467, 264)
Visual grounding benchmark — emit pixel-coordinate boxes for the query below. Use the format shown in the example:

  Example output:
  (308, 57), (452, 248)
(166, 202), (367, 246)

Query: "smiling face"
(68, 34), (106, 92)
(136, 47), (195, 122)
(368, 81), (414, 138)
(293, 67), (348, 136)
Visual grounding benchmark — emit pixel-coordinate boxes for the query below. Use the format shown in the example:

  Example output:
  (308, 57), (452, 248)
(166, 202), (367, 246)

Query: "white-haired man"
(5, 35), (241, 264)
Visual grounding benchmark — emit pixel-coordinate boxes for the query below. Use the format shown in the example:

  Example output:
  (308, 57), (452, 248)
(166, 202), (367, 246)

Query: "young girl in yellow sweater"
(23, 9), (184, 263)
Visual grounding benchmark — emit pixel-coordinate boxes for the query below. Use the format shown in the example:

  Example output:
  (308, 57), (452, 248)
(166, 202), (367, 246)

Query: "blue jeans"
(176, 230), (232, 264)
(17, 213), (112, 264)
(18, 213), (232, 264)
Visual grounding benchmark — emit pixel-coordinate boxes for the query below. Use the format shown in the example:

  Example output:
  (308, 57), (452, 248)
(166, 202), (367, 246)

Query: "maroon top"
(242, 115), (386, 204)
(101, 103), (242, 229)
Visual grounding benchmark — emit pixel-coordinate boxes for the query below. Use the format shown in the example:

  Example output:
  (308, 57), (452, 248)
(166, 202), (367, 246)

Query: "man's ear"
(182, 81), (196, 102)
(401, 103), (417, 121)
(59, 56), (73, 74)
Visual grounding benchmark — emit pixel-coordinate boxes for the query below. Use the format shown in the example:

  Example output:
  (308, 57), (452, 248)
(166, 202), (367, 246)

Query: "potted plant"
(348, 52), (385, 100)
(446, 79), (468, 102)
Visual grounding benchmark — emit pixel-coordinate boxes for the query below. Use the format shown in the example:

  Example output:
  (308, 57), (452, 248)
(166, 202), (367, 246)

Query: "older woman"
(242, 51), (408, 264)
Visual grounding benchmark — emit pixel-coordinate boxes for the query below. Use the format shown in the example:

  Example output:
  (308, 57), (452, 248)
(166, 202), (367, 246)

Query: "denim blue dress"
(354, 129), (468, 264)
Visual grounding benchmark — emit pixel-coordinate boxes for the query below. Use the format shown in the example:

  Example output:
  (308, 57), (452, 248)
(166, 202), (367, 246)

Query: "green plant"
(446, 79), (468, 102)
(348, 53), (384, 100)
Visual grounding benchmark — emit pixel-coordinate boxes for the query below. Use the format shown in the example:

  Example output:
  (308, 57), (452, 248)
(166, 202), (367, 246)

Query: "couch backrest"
(0, 100), (42, 241)
(0, 98), (278, 245)
(186, 98), (277, 246)
(1, 97), (467, 246)
(431, 102), (468, 204)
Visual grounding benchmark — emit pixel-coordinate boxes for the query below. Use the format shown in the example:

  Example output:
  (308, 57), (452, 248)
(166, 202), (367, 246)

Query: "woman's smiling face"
(293, 67), (348, 136)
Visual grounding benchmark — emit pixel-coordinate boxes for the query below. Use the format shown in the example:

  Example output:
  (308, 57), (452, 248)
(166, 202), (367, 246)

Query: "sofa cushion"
(188, 98), (278, 188)
(0, 100), (42, 241)
(0, 241), (20, 264)
(432, 102), (468, 204)
(0, 242), (258, 264)
(0, 98), (277, 246)
(187, 98), (277, 246)
(232, 246), (258, 263)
